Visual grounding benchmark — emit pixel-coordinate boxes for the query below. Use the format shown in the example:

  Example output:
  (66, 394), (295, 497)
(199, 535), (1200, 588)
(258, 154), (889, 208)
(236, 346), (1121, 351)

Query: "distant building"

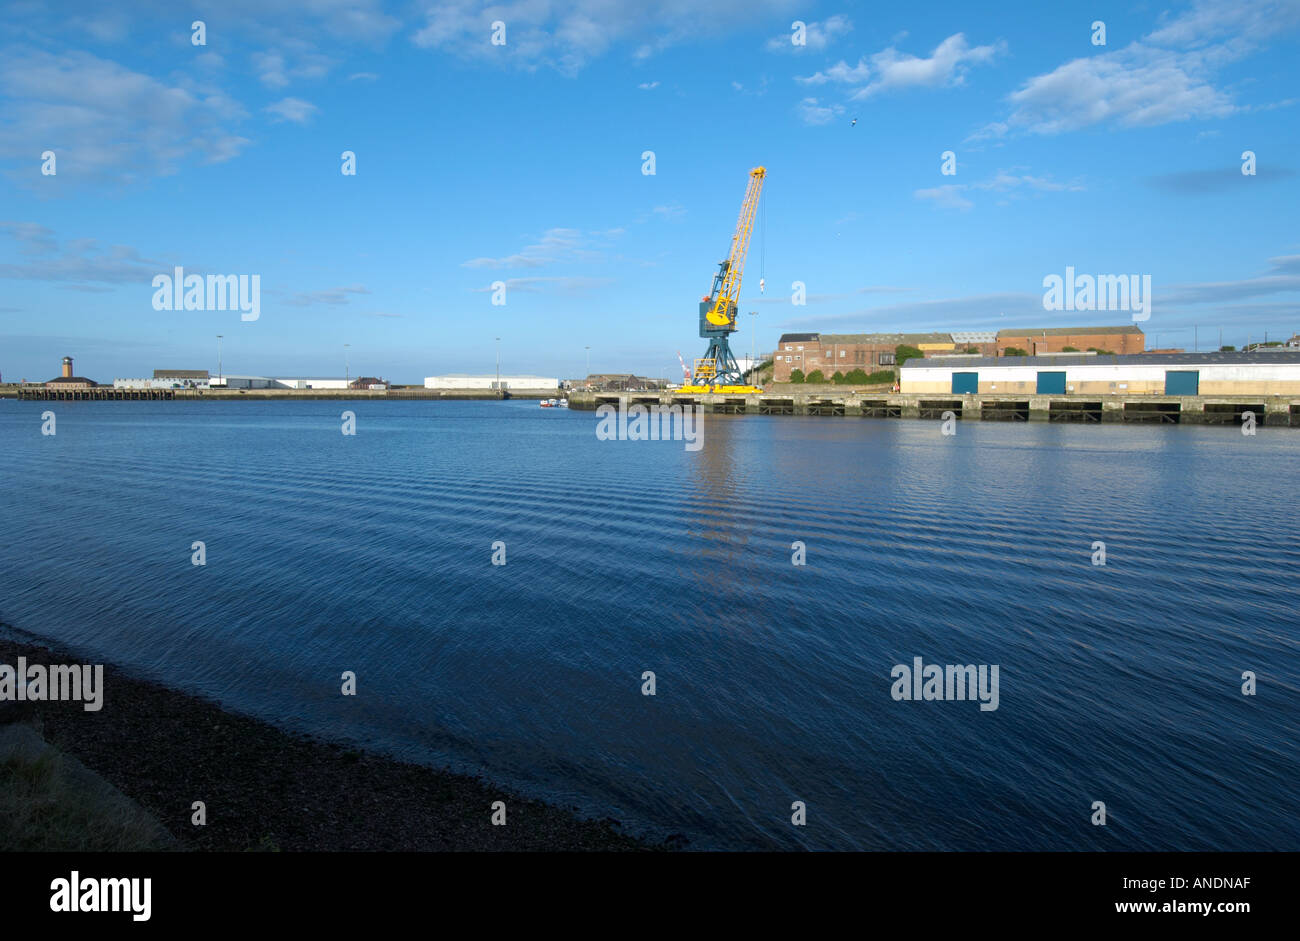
(996, 325), (1144, 355)
(116, 377), (210, 389)
(154, 369), (209, 380)
(209, 374), (276, 389)
(274, 377), (351, 390)
(773, 332), (952, 382)
(901, 351), (1300, 395)
(424, 374), (559, 390)
(45, 356), (97, 389)
(348, 377), (388, 390)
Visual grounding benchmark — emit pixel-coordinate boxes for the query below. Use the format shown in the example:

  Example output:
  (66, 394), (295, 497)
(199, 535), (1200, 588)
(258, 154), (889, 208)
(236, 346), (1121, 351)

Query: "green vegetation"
(895, 344), (925, 367)
(789, 368), (805, 383)
(964, 347), (980, 354)
(805, 369), (825, 384)
(1220, 345), (1236, 351)
(1088, 347), (1116, 356)
(1003, 347), (1028, 356)
(0, 726), (173, 852)
(1061, 346), (1080, 352)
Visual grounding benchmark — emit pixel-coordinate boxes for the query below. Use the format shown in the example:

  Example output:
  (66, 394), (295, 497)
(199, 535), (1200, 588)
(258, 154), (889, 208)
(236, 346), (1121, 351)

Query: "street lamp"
(495, 337), (501, 392)
(216, 334), (223, 385)
(585, 345), (591, 384)
(344, 343), (350, 385)
(748, 310), (757, 382)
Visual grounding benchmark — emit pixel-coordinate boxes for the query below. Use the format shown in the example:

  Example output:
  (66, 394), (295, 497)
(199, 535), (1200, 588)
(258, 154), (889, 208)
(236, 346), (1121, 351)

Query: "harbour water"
(1, 400), (1296, 850)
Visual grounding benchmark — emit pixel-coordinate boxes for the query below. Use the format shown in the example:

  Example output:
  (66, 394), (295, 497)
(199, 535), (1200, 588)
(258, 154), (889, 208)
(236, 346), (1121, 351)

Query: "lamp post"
(495, 337), (501, 392)
(344, 343), (350, 385)
(216, 334), (223, 385)
(749, 310), (757, 383)
(585, 345), (591, 384)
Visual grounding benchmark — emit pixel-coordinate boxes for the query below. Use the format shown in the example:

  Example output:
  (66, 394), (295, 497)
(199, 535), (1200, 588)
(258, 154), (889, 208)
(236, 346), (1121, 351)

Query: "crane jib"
(705, 168), (765, 328)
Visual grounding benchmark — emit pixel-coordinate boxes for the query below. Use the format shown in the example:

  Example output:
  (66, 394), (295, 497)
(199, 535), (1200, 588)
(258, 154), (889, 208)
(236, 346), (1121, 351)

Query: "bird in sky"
(850, 118), (857, 127)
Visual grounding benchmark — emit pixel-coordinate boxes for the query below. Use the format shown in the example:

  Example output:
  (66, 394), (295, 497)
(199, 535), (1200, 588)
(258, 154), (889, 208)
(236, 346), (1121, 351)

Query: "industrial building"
(424, 374), (559, 390)
(772, 332), (956, 381)
(273, 377), (351, 390)
(772, 325), (1148, 382)
(115, 377), (210, 389)
(995, 325), (1145, 355)
(44, 356), (97, 389)
(901, 351), (1300, 396)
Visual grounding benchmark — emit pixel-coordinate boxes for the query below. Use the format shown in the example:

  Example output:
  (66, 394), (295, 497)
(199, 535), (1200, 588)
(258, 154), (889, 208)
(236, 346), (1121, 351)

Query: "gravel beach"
(0, 634), (658, 851)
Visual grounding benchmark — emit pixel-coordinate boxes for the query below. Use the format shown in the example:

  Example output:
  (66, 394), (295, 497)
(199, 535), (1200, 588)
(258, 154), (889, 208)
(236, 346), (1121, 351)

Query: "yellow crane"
(680, 166), (765, 394)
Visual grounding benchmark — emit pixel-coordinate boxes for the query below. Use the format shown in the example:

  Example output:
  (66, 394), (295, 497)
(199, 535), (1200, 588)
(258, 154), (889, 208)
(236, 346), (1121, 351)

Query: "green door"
(951, 372), (978, 394)
(1165, 370), (1199, 395)
(1036, 371), (1067, 394)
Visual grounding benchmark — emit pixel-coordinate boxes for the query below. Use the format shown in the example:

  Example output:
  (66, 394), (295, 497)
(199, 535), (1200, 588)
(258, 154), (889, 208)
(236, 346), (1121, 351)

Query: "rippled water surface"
(2, 400), (1297, 849)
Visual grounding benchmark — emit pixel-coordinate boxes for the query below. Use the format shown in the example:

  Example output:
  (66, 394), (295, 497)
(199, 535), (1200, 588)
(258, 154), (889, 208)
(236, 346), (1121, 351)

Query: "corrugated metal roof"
(903, 351), (1300, 368)
(820, 332), (952, 344)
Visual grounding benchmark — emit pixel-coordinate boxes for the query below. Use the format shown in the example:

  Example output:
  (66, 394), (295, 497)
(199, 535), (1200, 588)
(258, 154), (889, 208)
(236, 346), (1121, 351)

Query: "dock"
(6, 387), (557, 402)
(566, 389), (1300, 426)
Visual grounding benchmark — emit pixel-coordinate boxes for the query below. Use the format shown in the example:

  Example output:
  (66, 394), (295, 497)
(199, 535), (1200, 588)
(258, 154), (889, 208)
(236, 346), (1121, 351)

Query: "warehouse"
(996, 325), (1144, 355)
(772, 332), (953, 382)
(424, 374), (559, 390)
(901, 351), (1300, 395)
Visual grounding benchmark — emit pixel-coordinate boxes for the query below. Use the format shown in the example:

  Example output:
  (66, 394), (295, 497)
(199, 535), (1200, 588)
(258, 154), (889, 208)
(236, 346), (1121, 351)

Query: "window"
(785, 356), (791, 362)
(784, 346), (792, 351)
(840, 350), (846, 358)
(797, 346), (804, 351)
(879, 352), (896, 365)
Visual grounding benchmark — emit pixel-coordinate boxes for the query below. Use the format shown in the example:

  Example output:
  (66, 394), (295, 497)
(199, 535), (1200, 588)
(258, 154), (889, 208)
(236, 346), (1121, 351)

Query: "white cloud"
(914, 186), (974, 211)
(0, 222), (169, 285)
(796, 97), (845, 125)
(914, 170), (1085, 210)
(978, 0), (1300, 138)
(796, 58), (870, 86)
(850, 33), (1004, 99)
(0, 48), (250, 182)
(996, 47), (1234, 135)
(461, 227), (616, 269)
(638, 80), (659, 89)
(281, 285), (370, 307)
(765, 15), (852, 53)
(413, 0), (793, 75)
(264, 97), (320, 124)
(471, 276), (613, 294)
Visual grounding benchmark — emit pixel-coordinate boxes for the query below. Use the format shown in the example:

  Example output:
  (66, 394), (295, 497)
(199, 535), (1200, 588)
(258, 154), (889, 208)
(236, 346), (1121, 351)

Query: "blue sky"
(2, 0), (1298, 383)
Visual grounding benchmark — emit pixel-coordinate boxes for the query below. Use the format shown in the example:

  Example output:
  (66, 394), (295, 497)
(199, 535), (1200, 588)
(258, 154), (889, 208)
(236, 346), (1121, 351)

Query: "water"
(1, 399), (1297, 850)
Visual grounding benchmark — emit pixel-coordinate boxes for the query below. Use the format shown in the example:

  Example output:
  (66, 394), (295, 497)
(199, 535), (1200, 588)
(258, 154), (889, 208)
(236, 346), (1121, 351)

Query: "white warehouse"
(901, 351), (1300, 396)
(424, 374), (559, 390)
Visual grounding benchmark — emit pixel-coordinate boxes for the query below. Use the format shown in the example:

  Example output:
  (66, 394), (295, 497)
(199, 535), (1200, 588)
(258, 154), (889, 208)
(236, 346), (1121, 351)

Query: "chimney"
(62, 356), (73, 378)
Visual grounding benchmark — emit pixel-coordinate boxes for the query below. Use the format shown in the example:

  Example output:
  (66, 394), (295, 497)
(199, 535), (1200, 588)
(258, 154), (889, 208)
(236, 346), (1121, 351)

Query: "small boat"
(539, 398), (558, 408)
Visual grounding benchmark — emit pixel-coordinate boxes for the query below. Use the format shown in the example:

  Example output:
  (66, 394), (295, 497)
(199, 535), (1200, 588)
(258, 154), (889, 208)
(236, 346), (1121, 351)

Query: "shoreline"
(0, 633), (660, 852)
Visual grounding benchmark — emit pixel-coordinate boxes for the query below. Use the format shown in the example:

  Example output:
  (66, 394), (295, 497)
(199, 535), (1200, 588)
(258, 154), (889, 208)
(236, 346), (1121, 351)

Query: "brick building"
(772, 332), (953, 382)
(996, 325), (1144, 355)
